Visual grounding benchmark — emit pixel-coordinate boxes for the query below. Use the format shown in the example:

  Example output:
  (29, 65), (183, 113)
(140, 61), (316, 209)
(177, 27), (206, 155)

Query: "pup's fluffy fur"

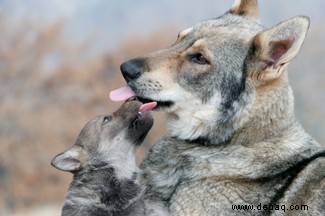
(51, 101), (167, 215)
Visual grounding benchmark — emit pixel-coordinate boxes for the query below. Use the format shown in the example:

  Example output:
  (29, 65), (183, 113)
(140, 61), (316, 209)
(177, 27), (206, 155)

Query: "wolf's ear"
(230, 0), (259, 19)
(247, 16), (310, 82)
(51, 145), (84, 172)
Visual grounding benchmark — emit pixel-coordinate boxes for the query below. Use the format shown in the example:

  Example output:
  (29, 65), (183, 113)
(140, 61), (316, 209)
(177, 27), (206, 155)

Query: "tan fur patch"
(230, 0), (259, 18)
(252, 74), (287, 113)
(185, 39), (209, 57)
(175, 27), (193, 44)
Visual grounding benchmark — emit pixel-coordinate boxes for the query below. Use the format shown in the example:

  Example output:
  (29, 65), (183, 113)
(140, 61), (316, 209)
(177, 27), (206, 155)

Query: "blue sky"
(2, 0), (325, 53)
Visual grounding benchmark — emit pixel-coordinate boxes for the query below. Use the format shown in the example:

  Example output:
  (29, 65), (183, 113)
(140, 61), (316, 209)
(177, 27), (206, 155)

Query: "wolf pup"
(111, 0), (325, 215)
(51, 100), (158, 216)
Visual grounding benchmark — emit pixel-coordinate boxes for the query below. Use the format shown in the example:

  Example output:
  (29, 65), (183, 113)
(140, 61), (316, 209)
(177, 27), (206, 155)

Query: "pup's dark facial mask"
(113, 100), (155, 146)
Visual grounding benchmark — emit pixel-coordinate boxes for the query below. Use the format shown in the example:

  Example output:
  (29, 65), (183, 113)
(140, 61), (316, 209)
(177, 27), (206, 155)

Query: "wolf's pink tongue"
(109, 86), (136, 101)
(139, 102), (157, 113)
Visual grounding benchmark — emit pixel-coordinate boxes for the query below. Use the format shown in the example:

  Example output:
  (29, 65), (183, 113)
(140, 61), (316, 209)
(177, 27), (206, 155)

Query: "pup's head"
(111, 0), (310, 144)
(51, 100), (155, 174)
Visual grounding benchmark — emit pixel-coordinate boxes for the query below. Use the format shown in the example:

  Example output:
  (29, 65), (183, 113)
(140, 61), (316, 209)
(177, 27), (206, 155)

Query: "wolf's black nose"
(120, 58), (145, 82)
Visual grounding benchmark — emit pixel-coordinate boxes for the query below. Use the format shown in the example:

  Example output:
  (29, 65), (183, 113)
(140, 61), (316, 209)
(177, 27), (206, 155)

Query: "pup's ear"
(51, 144), (84, 172)
(246, 16), (310, 82)
(230, 0), (259, 19)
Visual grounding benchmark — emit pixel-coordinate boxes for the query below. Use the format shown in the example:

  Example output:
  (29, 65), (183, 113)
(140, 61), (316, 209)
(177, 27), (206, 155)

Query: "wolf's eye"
(103, 116), (112, 124)
(189, 53), (210, 65)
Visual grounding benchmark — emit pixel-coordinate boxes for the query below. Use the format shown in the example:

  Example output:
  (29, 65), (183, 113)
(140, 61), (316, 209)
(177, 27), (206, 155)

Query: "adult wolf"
(111, 0), (325, 215)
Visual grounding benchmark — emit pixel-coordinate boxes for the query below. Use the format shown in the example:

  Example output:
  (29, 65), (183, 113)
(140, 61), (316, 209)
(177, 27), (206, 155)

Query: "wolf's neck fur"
(237, 74), (297, 143)
(166, 73), (297, 146)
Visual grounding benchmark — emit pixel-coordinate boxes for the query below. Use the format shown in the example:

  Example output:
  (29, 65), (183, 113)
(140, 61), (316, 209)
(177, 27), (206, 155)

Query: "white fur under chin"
(167, 110), (215, 140)
(141, 83), (223, 140)
(166, 93), (221, 141)
(98, 135), (139, 180)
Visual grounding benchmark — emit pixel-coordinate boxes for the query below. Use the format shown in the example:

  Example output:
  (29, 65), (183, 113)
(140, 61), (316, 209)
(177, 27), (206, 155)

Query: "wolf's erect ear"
(51, 145), (84, 172)
(247, 16), (310, 82)
(230, 0), (259, 19)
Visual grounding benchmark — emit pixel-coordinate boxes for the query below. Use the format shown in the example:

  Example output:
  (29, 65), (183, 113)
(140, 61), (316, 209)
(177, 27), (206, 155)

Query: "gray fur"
(52, 101), (168, 215)
(119, 0), (325, 215)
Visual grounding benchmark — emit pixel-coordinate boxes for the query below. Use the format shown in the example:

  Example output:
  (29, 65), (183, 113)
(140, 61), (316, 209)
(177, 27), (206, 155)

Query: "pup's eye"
(189, 53), (210, 65)
(103, 116), (112, 124)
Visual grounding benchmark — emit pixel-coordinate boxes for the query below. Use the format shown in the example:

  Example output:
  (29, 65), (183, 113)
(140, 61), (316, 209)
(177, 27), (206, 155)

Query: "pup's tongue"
(139, 102), (157, 113)
(109, 86), (136, 101)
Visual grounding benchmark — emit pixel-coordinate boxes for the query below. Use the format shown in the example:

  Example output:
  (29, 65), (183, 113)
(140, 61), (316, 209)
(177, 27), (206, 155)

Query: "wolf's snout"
(120, 58), (145, 82)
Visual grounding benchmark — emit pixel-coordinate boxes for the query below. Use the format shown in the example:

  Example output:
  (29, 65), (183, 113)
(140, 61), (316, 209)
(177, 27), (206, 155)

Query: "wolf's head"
(51, 100), (155, 177)
(114, 0), (310, 145)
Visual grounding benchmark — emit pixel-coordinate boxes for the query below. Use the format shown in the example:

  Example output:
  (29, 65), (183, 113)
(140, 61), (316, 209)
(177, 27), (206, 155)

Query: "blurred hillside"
(0, 0), (324, 215)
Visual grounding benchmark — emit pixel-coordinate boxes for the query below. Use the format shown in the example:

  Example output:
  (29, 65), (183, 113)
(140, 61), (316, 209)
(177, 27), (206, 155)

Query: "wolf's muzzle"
(120, 58), (146, 82)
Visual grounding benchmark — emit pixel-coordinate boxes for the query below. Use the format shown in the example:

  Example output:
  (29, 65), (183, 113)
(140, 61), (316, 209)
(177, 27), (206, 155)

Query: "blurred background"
(0, 0), (324, 215)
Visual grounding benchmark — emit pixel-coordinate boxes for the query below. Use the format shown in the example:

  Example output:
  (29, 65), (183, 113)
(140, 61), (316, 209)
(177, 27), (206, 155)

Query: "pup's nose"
(120, 58), (144, 82)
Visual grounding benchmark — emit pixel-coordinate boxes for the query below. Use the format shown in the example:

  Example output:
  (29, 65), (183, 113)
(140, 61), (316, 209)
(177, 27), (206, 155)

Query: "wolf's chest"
(141, 140), (295, 212)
